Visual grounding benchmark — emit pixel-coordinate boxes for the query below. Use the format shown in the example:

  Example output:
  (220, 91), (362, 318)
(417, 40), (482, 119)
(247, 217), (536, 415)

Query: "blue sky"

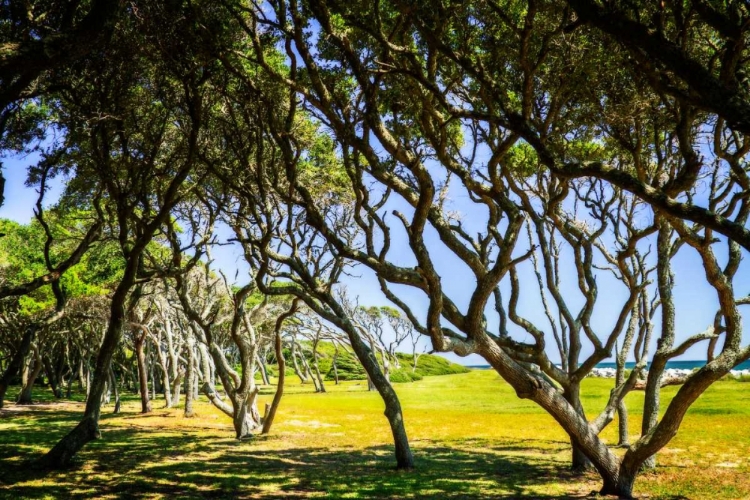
(2, 151), (748, 366)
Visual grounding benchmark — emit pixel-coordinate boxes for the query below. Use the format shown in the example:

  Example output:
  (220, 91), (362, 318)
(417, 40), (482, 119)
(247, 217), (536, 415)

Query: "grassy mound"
(264, 341), (469, 383)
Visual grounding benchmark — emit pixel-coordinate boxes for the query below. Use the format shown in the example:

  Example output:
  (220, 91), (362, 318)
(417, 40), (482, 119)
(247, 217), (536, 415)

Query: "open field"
(1, 370), (749, 499)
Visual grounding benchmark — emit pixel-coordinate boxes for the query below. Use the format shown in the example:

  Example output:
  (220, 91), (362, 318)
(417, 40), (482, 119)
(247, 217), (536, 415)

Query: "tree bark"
(109, 367), (120, 414)
(566, 387), (593, 472)
(301, 346), (316, 385)
(262, 329), (286, 434)
(65, 369), (73, 399)
(617, 401), (629, 446)
(312, 353), (326, 393)
(0, 325), (37, 408)
(599, 465), (637, 499)
(102, 376), (112, 405)
(134, 334), (152, 413)
(17, 344), (43, 405)
(347, 327), (413, 468)
(634, 374), (689, 390)
(257, 353), (270, 386)
(164, 318), (182, 406)
(153, 341), (172, 408)
(184, 344), (196, 418)
(381, 349), (391, 383)
(232, 392), (261, 439)
(43, 354), (62, 398)
(476, 338), (626, 493)
(170, 369), (183, 407)
(149, 353), (157, 401)
(290, 342), (307, 383)
(39, 243), (146, 468)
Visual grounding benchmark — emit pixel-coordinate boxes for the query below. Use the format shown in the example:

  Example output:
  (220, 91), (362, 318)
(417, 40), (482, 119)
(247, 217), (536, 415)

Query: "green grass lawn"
(0, 370), (748, 499)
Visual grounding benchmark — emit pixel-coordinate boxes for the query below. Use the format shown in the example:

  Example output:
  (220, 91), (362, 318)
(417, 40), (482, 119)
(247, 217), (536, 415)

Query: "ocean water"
(468, 360), (750, 370)
(595, 360), (750, 371)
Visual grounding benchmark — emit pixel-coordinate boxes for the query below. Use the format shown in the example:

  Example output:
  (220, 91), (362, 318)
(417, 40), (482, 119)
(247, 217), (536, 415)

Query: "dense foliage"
(1, 1), (749, 497)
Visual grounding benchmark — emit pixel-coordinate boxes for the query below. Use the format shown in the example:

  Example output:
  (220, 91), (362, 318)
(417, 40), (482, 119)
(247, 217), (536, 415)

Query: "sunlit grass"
(1, 370), (748, 498)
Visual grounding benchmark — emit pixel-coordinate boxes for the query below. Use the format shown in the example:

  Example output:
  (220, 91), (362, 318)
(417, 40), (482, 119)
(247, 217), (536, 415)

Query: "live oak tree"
(0, 1), (748, 497)
(285, 310), (341, 393)
(195, 50), (415, 466)
(201, 78), (415, 465)
(230, 0), (750, 495)
(0, 0), (121, 115)
(355, 305), (411, 385)
(0, 191), (106, 408)
(39, 1), (225, 467)
(229, 196), (416, 468)
(0, 0), (124, 210)
(172, 257), (282, 439)
(564, 0), (750, 134)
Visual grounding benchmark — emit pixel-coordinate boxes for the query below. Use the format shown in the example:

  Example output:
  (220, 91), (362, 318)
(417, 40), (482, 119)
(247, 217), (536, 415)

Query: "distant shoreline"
(467, 360), (750, 371)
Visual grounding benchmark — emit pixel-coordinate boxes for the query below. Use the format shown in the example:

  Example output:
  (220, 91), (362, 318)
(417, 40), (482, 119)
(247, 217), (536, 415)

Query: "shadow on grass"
(0, 439), (576, 498)
(0, 407), (689, 500)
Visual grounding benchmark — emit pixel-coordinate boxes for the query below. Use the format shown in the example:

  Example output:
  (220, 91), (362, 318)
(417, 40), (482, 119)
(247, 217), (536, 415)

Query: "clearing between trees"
(1, 370), (748, 499)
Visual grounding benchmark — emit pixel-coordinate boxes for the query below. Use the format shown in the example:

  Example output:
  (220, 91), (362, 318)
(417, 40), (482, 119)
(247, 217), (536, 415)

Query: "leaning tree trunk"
(262, 327), (286, 434)
(184, 344), (196, 418)
(301, 349), (316, 386)
(197, 343), (215, 390)
(257, 353), (270, 386)
(109, 367), (120, 414)
(312, 353), (326, 393)
(290, 343), (308, 383)
(0, 325), (37, 408)
(154, 345), (173, 408)
(563, 383), (593, 472)
(39, 248), (144, 468)
(43, 354), (62, 398)
(170, 368), (183, 408)
(134, 336), (152, 413)
(381, 349), (391, 383)
(17, 345), (44, 405)
(344, 323), (414, 469)
(302, 352), (320, 392)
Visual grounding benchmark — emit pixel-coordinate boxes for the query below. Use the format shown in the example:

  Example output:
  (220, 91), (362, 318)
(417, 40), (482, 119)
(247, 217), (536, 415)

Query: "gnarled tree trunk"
(39, 245), (146, 468)
(348, 334), (413, 468)
(184, 343), (196, 418)
(109, 367), (120, 414)
(17, 344), (43, 405)
(0, 325), (37, 408)
(563, 383), (593, 472)
(134, 333), (152, 413)
(257, 353), (270, 386)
